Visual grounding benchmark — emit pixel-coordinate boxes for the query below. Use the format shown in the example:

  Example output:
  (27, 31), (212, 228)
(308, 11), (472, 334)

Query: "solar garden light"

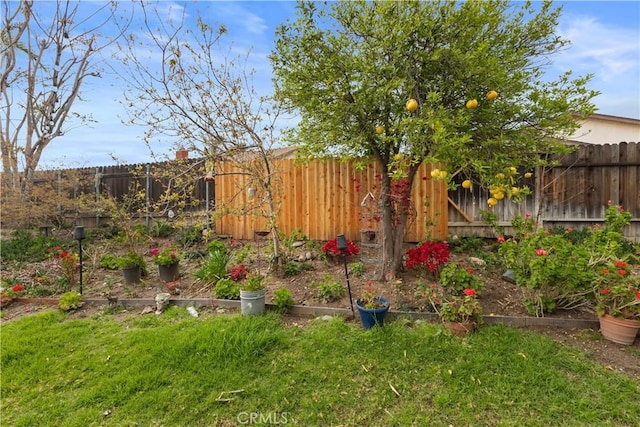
(336, 234), (354, 317)
(73, 226), (86, 295)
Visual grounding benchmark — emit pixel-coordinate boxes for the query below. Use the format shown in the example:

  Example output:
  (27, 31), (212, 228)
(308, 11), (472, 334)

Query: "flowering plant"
(437, 288), (483, 323)
(1, 284), (25, 298)
(358, 283), (388, 309)
(438, 262), (485, 295)
(151, 244), (181, 266)
(404, 241), (450, 276)
(593, 260), (640, 320)
(322, 237), (360, 257)
(47, 246), (79, 287)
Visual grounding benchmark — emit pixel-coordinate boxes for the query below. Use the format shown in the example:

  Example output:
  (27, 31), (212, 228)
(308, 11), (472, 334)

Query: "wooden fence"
(6, 142), (639, 243)
(447, 142), (640, 242)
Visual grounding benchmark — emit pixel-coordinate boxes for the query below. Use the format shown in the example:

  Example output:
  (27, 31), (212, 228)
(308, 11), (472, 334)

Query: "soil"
(2, 238), (639, 381)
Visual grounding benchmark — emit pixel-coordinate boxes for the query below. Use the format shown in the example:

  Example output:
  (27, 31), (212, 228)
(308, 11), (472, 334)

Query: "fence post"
(146, 164), (151, 228)
(95, 168), (102, 227)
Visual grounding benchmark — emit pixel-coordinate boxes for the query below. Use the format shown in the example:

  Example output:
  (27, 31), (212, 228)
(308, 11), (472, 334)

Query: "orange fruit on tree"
(524, 172), (533, 178)
(375, 125), (384, 134)
(487, 197), (498, 206)
(466, 99), (478, 109)
(494, 191), (505, 200)
(394, 153), (403, 161)
(406, 99), (418, 112)
(462, 179), (472, 189)
(486, 90), (498, 100)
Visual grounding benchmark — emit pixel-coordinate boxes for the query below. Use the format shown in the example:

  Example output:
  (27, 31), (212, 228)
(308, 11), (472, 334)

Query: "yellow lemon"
(376, 125), (384, 134)
(438, 170), (447, 179)
(406, 98), (418, 112)
(511, 187), (520, 195)
(430, 168), (440, 177)
(524, 172), (533, 178)
(495, 173), (505, 179)
(462, 179), (472, 189)
(394, 153), (403, 161)
(466, 99), (478, 109)
(486, 90), (498, 100)
(487, 197), (498, 206)
(307, 154), (314, 161)
(494, 191), (505, 200)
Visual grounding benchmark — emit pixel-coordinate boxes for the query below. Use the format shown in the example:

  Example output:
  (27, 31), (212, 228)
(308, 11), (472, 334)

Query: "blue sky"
(19, 1), (640, 169)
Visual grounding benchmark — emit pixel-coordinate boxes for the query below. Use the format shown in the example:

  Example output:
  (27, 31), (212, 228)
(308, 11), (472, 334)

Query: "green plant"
(349, 262), (365, 277)
(150, 244), (181, 266)
(313, 274), (346, 302)
(150, 221), (175, 238)
(213, 278), (240, 300)
(358, 285), (388, 309)
(438, 262), (485, 295)
(0, 229), (63, 263)
(233, 243), (252, 264)
(448, 236), (485, 254)
(593, 260), (640, 320)
(242, 275), (265, 291)
(273, 287), (295, 313)
(58, 291), (83, 311)
(195, 246), (230, 284)
(176, 225), (202, 246)
(116, 251), (146, 269)
(284, 260), (312, 277)
(437, 289), (483, 324)
(99, 253), (120, 270)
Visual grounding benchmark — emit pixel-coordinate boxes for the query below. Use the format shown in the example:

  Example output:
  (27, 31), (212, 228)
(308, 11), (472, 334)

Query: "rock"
(502, 269), (517, 284)
(186, 306), (198, 317)
(297, 255), (306, 262)
(468, 257), (486, 266)
(315, 315), (333, 321)
(155, 292), (172, 314)
(292, 241), (305, 248)
(141, 306), (154, 315)
(305, 251), (313, 260)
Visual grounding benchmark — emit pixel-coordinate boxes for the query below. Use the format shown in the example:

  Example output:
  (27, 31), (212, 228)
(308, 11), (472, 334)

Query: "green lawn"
(1, 308), (638, 426)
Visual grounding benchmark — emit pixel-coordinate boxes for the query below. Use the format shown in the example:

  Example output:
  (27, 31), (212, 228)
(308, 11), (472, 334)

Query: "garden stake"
(336, 234), (354, 317)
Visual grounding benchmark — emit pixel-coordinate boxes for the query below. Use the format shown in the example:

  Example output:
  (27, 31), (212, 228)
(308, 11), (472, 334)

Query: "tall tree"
(115, 3), (285, 262)
(0, 0), (126, 194)
(271, 0), (598, 278)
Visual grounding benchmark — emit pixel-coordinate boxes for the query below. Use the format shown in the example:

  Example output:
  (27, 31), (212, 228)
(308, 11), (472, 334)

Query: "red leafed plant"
(322, 238), (360, 257)
(404, 241), (450, 274)
(229, 264), (249, 282)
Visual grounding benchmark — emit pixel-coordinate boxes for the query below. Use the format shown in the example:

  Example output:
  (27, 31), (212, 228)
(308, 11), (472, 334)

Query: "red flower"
(601, 288), (612, 295)
(150, 248), (160, 256)
(535, 248), (548, 256)
(463, 288), (476, 296)
(614, 260), (628, 268)
(12, 284), (24, 292)
(617, 269), (628, 276)
(466, 268), (474, 274)
(636, 292), (640, 300)
(599, 268), (610, 274)
(496, 235), (505, 243)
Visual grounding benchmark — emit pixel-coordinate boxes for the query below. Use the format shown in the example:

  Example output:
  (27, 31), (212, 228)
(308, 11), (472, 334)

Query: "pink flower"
(535, 248), (548, 256)
(150, 248), (160, 256)
(601, 288), (612, 295)
(496, 235), (505, 243)
(463, 288), (476, 297)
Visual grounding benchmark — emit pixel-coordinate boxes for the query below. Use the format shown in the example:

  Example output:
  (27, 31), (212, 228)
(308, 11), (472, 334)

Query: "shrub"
(322, 237), (359, 257)
(213, 278), (240, 300)
(438, 262), (485, 295)
(229, 264), (249, 282)
(273, 287), (295, 313)
(313, 274), (346, 302)
(404, 241), (450, 277)
(284, 261), (312, 277)
(349, 262), (365, 277)
(1, 229), (62, 263)
(195, 246), (230, 284)
(100, 254), (120, 270)
(58, 291), (83, 311)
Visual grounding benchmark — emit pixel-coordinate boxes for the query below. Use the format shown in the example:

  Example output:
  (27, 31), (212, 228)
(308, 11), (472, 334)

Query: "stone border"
(11, 297), (600, 330)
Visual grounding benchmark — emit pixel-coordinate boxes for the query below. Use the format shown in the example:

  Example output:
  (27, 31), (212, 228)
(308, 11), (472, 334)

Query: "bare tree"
(0, 0), (128, 194)
(115, 3), (286, 263)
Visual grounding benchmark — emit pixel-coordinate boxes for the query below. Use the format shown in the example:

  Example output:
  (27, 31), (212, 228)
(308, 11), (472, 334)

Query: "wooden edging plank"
(11, 297), (600, 330)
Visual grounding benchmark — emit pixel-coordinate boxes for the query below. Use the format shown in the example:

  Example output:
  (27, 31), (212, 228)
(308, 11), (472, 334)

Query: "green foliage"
(116, 251), (146, 269)
(58, 291), (82, 311)
(195, 245), (230, 284)
(213, 278), (240, 300)
(0, 229), (64, 263)
(150, 221), (175, 238)
(273, 287), (295, 313)
(284, 260), (312, 277)
(312, 274), (346, 302)
(242, 275), (265, 291)
(176, 225), (202, 246)
(447, 236), (486, 254)
(349, 262), (365, 277)
(233, 243), (252, 264)
(100, 253), (120, 270)
(438, 262), (485, 295)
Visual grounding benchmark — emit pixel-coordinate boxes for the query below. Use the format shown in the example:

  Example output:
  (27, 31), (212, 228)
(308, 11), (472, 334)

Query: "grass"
(1, 309), (639, 426)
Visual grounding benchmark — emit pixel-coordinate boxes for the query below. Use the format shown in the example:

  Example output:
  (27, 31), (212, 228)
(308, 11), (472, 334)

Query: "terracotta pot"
(444, 321), (477, 337)
(598, 315), (640, 345)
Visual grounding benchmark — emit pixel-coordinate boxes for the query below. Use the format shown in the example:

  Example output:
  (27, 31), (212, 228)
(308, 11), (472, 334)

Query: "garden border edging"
(10, 297), (600, 330)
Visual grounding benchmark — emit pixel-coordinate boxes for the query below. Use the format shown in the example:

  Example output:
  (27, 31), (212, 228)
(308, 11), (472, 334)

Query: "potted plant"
(116, 251), (146, 285)
(240, 274), (266, 316)
(593, 260), (640, 345)
(151, 244), (181, 282)
(354, 284), (390, 329)
(436, 288), (483, 336)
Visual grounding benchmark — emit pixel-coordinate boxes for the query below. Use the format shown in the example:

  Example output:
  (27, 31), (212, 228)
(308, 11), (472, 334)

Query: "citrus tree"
(270, 0), (598, 277)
